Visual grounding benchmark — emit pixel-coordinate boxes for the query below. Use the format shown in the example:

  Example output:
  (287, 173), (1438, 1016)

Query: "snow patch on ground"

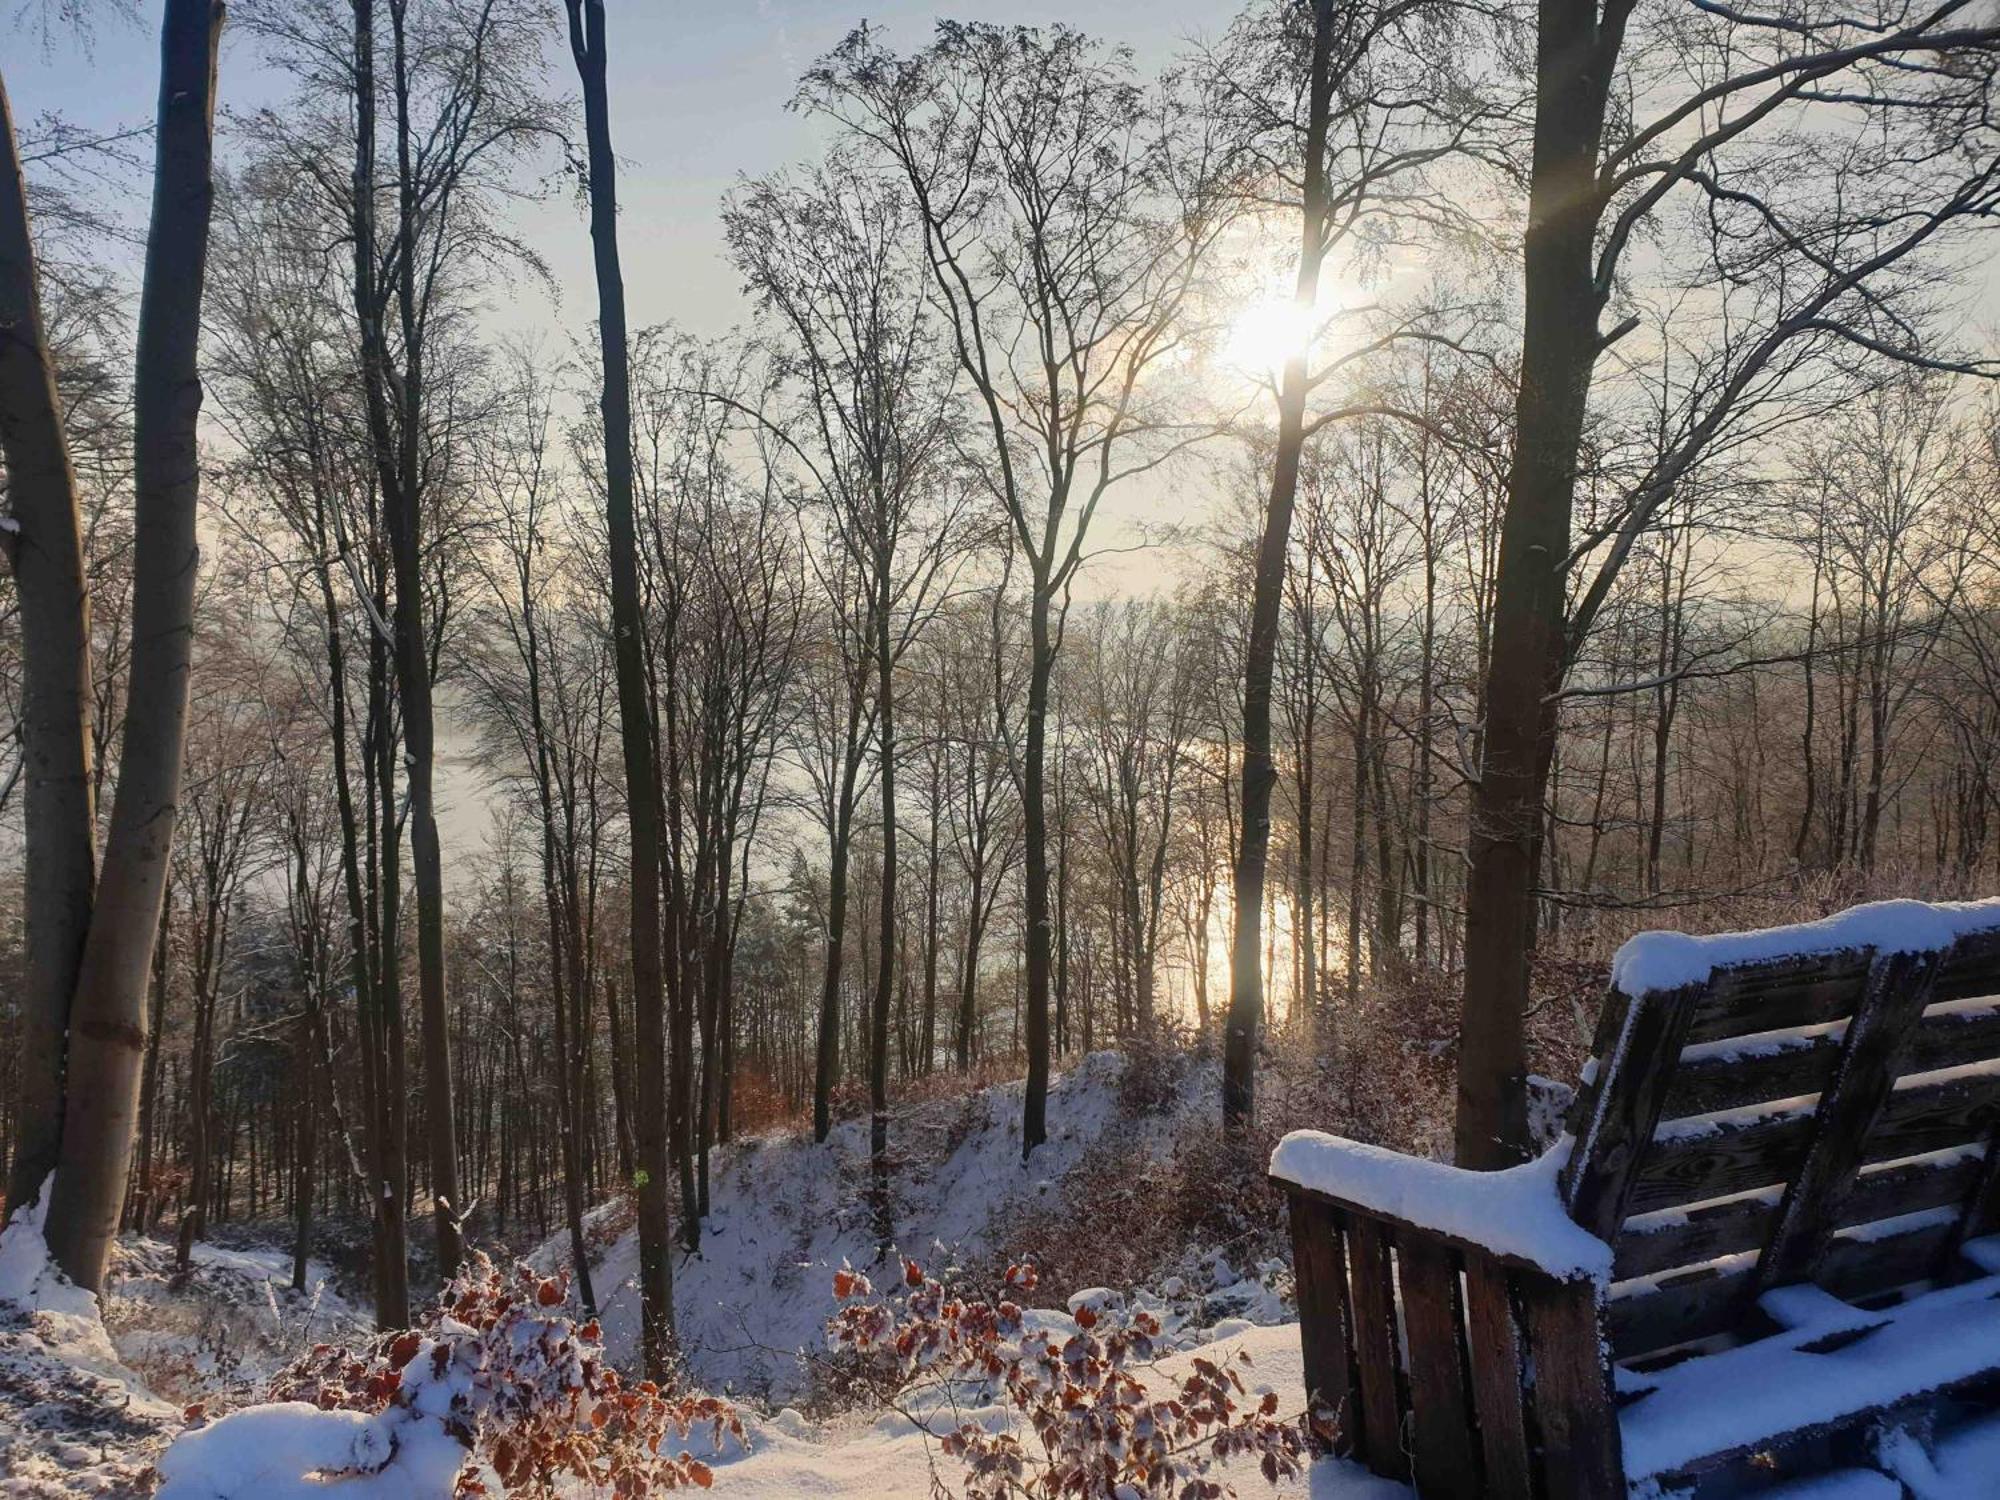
(0, 1184), (179, 1497)
(698, 1321), (1411, 1499)
(568, 1051), (1274, 1399)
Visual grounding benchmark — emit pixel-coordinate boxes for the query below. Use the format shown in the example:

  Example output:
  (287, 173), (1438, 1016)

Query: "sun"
(1222, 298), (1315, 382)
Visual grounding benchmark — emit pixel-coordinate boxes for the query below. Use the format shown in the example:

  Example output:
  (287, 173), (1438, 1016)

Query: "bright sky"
(6, 1), (1236, 341)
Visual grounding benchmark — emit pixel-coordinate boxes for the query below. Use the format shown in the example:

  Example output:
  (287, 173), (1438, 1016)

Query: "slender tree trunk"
(567, 0), (674, 1374)
(44, 0), (223, 1291)
(1021, 589), (1055, 1159)
(1225, 0), (1334, 1130)
(958, 858), (986, 1071)
(0, 64), (99, 1221)
(814, 705), (865, 1142)
(1454, 9), (1619, 1169)
(870, 581), (897, 1244)
(362, 0), (462, 1283)
(921, 789), (941, 1074)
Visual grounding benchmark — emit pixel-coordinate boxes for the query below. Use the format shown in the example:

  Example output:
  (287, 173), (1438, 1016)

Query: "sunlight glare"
(1223, 298), (1314, 381)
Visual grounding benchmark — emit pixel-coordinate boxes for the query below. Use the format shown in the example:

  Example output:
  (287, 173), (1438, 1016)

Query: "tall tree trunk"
(362, 0), (462, 1283)
(0, 64), (99, 1221)
(921, 789), (941, 1074)
(1224, 0), (1334, 1130)
(44, 0), (223, 1291)
(1453, 9), (1620, 1169)
(814, 703), (865, 1142)
(870, 582), (897, 1244)
(1020, 589), (1055, 1159)
(958, 857), (986, 1071)
(566, 0), (674, 1375)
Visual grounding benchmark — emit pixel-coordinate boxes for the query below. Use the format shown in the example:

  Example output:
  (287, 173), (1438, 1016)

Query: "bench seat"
(1621, 1237), (2000, 1485)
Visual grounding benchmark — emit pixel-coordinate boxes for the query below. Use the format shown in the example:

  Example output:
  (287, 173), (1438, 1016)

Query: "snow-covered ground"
(1, 1183), (371, 1496)
(566, 1050), (1288, 1401)
(696, 1321), (1409, 1499)
(1, 1051), (1350, 1497)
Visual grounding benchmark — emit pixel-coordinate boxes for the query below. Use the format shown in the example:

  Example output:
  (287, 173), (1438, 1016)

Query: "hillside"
(0, 1051), (1384, 1498)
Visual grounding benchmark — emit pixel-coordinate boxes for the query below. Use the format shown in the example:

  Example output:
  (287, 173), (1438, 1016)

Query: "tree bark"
(0, 65), (98, 1220)
(1224, 0), (1334, 1131)
(870, 571), (897, 1242)
(1453, 8), (1621, 1169)
(566, 0), (675, 1375)
(44, 0), (223, 1292)
(1020, 588), (1055, 1158)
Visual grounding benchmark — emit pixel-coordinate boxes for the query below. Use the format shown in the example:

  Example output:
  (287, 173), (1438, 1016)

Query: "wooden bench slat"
(1286, 1195), (1357, 1444)
(1399, 1239), (1480, 1499)
(1662, 1027), (1842, 1119)
(1607, 1258), (1755, 1358)
(1520, 1277), (1623, 1499)
(1928, 931), (2000, 1002)
(1661, 998), (2000, 1125)
(1755, 949), (1943, 1295)
(1564, 983), (1704, 1241)
(1462, 1255), (1532, 1497)
(1627, 1059), (2000, 1217)
(1683, 953), (1873, 1045)
(1816, 1211), (1960, 1300)
(1608, 1208), (1971, 1363)
(1613, 1148), (1983, 1280)
(1344, 1216), (1406, 1479)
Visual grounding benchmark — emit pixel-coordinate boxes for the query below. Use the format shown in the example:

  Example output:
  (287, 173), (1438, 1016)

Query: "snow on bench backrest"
(1558, 898), (2000, 1365)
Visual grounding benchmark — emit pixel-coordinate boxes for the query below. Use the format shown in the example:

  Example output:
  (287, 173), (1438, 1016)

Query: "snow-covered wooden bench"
(1271, 898), (2000, 1498)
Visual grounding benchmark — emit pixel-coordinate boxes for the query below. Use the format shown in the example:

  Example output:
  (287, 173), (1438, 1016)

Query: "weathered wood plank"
(1285, 1194), (1356, 1447)
(1462, 1255), (1533, 1498)
(1612, 1149), (1982, 1281)
(1928, 930), (2000, 1004)
(1345, 1217), (1407, 1480)
(1684, 952), (1874, 1045)
(1272, 1178), (1591, 1278)
(1521, 1276), (1623, 1500)
(1629, 1062), (2000, 1217)
(1664, 1029), (1842, 1119)
(1565, 983), (1704, 1241)
(1816, 1213), (1958, 1300)
(1626, 1107), (1814, 1216)
(1559, 985), (1635, 1179)
(1661, 1000), (2000, 1122)
(1398, 1239), (1480, 1500)
(1606, 1259), (1754, 1359)
(1756, 949), (1942, 1295)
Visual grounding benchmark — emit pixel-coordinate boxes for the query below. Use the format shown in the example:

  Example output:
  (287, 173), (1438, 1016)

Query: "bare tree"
(801, 22), (1229, 1157)
(727, 152), (968, 1235)
(1455, 3), (2000, 1167)
(565, 0), (677, 1376)
(44, 0), (225, 1292)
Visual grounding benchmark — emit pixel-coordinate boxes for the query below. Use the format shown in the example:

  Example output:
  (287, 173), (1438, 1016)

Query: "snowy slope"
(0, 1187), (179, 1497)
(569, 1051), (1286, 1400)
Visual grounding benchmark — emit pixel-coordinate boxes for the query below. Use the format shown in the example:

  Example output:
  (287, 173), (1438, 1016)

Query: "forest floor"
(0, 1048), (1414, 1497)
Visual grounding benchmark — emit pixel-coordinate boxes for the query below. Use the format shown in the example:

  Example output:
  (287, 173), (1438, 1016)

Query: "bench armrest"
(1269, 1130), (1611, 1282)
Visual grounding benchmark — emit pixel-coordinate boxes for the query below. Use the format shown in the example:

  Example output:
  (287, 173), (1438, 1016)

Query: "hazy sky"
(7, 1), (1237, 342)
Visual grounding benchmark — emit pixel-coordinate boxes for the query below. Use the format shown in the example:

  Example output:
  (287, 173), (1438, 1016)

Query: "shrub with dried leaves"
(261, 1251), (742, 1496)
(828, 1258), (1307, 1499)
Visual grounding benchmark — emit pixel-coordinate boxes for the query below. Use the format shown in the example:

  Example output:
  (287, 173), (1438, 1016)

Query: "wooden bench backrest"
(1559, 911), (2000, 1365)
